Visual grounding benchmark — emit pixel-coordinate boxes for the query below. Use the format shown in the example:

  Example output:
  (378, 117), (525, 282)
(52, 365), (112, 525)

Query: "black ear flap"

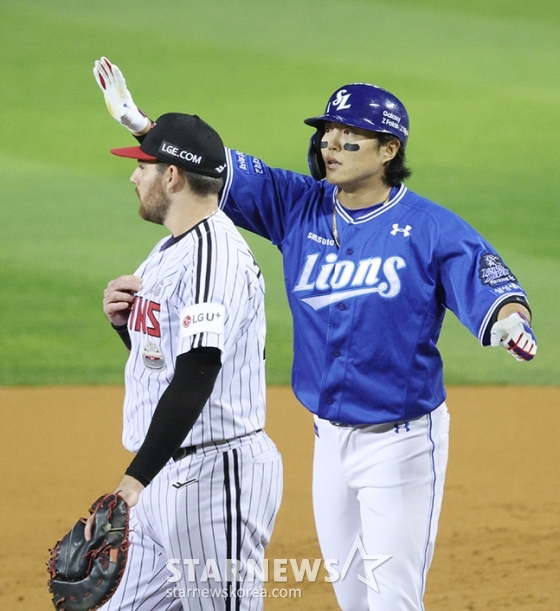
(307, 130), (326, 180)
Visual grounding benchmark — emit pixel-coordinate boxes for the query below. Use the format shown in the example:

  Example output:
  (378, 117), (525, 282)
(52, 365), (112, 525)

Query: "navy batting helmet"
(304, 83), (409, 179)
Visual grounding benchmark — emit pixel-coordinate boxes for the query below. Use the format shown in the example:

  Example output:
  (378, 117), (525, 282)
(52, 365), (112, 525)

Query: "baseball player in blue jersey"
(94, 58), (537, 611)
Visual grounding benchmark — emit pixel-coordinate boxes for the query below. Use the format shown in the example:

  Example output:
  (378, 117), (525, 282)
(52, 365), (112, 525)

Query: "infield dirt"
(1, 385), (558, 610)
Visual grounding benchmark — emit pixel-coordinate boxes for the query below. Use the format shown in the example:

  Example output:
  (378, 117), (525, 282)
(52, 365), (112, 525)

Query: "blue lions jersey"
(219, 150), (528, 425)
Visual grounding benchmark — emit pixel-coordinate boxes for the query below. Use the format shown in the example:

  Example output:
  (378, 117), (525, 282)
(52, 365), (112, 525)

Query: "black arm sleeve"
(125, 346), (222, 487)
(481, 295), (532, 346)
(111, 323), (132, 351)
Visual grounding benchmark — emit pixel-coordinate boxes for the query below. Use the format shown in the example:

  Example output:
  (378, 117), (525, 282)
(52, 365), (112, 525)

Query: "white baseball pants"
(312, 403), (449, 611)
(99, 430), (282, 611)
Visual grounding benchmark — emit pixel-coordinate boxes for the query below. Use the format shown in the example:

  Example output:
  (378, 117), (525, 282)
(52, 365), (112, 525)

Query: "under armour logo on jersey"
(172, 478), (198, 490)
(331, 89), (352, 110)
(394, 422), (410, 433)
(390, 224), (412, 237)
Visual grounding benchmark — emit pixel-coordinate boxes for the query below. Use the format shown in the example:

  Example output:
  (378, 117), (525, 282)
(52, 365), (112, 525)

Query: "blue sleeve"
(218, 148), (321, 248)
(435, 211), (529, 345)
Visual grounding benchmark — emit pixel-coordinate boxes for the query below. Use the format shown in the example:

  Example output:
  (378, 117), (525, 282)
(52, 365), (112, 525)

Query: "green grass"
(0, 0), (558, 385)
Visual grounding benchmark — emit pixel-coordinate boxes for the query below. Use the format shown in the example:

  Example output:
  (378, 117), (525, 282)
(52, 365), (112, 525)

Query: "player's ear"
(165, 165), (185, 193)
(380, 138), (400, 163)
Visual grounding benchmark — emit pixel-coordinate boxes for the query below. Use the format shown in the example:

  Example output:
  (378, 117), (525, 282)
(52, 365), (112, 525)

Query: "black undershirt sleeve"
(481, 295), (532, 346)
(125, 346), (222, 487)
(111, 323), (132, 351)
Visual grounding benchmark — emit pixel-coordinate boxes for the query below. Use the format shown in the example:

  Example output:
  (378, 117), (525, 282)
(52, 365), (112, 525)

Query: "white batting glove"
(93, 57), (150, 134)
(490, 312), (537, 362)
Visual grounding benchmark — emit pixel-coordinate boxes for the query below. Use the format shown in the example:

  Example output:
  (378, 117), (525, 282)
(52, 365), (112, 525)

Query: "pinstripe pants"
(312, 403), (450, 611)
(100, 431), (282, 611)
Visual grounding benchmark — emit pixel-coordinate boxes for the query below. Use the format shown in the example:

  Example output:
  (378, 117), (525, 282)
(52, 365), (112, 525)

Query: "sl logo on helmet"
(332, 89), (352, 110)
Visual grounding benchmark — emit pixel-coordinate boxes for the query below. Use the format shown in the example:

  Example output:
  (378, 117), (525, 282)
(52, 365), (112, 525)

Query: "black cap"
(111, 113), (227, 178)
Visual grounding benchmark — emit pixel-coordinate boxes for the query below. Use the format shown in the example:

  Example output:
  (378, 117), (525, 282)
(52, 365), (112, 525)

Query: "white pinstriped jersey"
(122, 209), (266, 452)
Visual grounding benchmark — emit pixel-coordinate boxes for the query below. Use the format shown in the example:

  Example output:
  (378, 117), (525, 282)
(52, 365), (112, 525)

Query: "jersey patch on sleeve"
(478, 253), (517, 287)
(180, 303), (226, 338)
(251, 156), (265, 175)
(233, 150), (265, 176)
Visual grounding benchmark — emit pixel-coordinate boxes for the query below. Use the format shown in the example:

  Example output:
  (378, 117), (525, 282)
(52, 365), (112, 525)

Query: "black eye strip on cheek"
(343, 143), (360, 151)
(320, 141), (328, 148)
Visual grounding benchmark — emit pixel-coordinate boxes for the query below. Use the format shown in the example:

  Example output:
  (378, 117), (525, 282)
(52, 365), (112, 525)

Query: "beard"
(137, 179), (171, 225)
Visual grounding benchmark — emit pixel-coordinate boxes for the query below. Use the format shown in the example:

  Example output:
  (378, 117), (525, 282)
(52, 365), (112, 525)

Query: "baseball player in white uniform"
(93, 59), (537, 611)
(93, 111), (282, 611)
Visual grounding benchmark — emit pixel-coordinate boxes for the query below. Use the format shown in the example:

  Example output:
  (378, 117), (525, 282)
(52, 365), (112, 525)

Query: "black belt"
(172, 429), (263, 462)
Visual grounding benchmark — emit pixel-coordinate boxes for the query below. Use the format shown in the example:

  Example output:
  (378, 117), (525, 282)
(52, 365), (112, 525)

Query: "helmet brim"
(304, 112), (384, 133)
(303, 115), (328, 128)
(304, 113), (407, 147)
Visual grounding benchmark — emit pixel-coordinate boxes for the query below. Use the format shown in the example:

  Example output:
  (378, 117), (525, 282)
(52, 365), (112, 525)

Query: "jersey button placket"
(324, 301), (348, 413)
